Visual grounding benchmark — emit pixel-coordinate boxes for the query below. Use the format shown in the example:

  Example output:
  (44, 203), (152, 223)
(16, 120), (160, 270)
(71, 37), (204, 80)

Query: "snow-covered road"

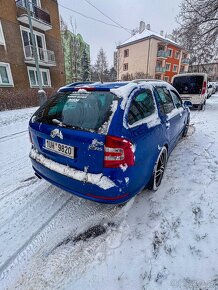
(0, 95), (218, 290)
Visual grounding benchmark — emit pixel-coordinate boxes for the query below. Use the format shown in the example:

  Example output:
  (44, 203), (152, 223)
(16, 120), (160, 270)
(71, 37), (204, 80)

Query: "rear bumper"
(30, 148), (132, 204)
(181, 94), (206, 105)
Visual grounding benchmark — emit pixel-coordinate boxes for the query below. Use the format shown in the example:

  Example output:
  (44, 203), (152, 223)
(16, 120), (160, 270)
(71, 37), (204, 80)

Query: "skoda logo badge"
(50, 128), (63, 140)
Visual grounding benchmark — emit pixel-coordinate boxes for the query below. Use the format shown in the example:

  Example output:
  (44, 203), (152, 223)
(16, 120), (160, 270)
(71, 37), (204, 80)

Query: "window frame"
(0, 62), (14, 87)
(0, 20), (6, 46)
(174, 51), (180, 59)
(17, 0), (41, 9)
(164, 76), (169, 82)
(20, 25), (47, 60)
(123, 63), (128, 71)
(170, 90), (183, 109)
(125, 88), (158, 128)
(165, 63), (171, 72)
(154, 86), (176, 115)
(173, 64), (178, 72)
(27, 66), (51, 88)
(124, 49), (129, 58)
(167, 49), (173, 57)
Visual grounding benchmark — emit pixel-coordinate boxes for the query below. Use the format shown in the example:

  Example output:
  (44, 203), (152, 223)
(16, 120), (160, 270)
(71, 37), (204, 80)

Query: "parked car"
(207, 82), (213, 98)
(29, 81), (191, 204)
(172, 73), (207, 110)
(210, 82), (217, 94)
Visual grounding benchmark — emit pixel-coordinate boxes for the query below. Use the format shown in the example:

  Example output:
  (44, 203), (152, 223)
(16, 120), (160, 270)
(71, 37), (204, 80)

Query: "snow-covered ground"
(0, 94), (218, 290)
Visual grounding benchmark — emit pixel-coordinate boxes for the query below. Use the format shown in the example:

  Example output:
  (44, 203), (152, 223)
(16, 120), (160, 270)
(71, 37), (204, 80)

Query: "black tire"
(198, 101), (206, 111)
(148, 147), (168, 191)
(182, 117), (190, 137)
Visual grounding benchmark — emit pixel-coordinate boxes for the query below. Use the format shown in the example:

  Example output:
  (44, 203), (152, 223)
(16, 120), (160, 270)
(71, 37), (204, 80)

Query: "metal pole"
(25, 0), (47, 105)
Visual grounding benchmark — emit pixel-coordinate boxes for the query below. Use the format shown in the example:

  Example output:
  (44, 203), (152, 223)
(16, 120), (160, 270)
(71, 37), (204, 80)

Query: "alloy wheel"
(153, 147), (168, 190)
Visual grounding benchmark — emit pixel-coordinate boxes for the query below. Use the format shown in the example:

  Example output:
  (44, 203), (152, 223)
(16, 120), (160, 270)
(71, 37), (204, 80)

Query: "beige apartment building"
(117, 26), (190, 82)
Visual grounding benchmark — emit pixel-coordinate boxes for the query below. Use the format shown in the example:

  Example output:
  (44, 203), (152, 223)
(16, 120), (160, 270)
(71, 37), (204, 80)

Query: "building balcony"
(16, 0), (52, 31)
(24, 45), (56, 66)
(181, 58), (190, 64)
(155, 66), (166, 73)
(157, 50), (169, 58)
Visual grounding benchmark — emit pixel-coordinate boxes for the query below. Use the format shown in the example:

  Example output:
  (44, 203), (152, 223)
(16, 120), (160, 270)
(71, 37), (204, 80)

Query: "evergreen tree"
(109, 67), (117, 81)
(94, 48), (109, 82)
(81, 49), (90, 81)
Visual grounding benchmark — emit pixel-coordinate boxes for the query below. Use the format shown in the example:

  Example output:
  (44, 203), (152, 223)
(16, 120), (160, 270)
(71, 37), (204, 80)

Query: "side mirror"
(184, 101), (193, 108)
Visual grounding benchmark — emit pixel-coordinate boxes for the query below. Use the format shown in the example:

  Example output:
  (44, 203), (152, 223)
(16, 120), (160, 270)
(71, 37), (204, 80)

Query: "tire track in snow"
(0, 196), (131, 289)
(0, 130), (28, 143)
(0, 184), (72, 272)
(0, 179), (47, 228)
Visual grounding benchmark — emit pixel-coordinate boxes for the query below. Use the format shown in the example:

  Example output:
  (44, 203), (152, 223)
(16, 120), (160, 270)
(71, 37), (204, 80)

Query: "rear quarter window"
(128, 89), (156, 126)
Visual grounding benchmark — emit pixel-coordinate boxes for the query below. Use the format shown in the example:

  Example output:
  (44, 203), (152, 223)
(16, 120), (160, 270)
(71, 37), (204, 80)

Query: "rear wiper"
(52, 119), (67, 127)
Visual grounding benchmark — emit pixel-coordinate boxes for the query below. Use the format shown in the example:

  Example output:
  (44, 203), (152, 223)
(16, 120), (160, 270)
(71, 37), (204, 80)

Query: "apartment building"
(0, 0), (65, 110)
(189, 59), (218, 81)
(61, 30), (91, 84)
(117, 26), (190, 82)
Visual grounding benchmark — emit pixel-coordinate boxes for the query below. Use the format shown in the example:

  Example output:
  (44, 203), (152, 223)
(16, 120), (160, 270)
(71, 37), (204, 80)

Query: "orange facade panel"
(164, 44), (181, 82)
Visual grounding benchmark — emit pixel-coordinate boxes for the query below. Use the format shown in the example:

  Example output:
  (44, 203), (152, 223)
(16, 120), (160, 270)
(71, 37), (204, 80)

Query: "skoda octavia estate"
(29, 81), (191, 204)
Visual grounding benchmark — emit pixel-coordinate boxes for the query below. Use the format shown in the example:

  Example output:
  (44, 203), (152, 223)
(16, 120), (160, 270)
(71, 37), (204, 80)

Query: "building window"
(155, 74), (161, 80)
(0, 62), (14, 87)
(123, 63), (128, 71)
(164, 76), (169, 82)
(167, 49), (173, 57)
(0, 21), (5, 46)
(27, 66), (51, 87)
(158, 45), (165, 51)
(124, 49), (129, 57)
(173, 65), (178, 72)
(20, 26), (46, 60)
(166, 63), (171, 71)
(17, 0), (41, 9)
(180, 66), (185, 73)
(174, 51), (180, 59)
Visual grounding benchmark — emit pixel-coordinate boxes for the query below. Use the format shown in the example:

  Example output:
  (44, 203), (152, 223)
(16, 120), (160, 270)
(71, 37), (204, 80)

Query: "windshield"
(32, 90), (118, 132)
(173, 75), (204, 94)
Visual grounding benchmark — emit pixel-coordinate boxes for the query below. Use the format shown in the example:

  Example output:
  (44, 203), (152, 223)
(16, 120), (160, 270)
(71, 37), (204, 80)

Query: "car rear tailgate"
(29, 123), (105, 174)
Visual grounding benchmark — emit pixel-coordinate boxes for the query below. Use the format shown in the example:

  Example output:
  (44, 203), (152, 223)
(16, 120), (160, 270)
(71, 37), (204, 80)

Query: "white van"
(172, 73), (207, 110)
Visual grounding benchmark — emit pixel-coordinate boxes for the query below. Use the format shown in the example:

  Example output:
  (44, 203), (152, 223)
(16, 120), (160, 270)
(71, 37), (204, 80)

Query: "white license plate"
(44, 139), (74, 158)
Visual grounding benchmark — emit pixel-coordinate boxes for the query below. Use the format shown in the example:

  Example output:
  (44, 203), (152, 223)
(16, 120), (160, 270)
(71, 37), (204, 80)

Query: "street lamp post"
(24, 0), (47, 106)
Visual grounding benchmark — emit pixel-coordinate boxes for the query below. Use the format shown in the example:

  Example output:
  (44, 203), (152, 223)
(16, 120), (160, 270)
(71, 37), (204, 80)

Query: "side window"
(128, 89), (155, 125)
(171, 90), (183, 109)
(156, 87), (175, 114)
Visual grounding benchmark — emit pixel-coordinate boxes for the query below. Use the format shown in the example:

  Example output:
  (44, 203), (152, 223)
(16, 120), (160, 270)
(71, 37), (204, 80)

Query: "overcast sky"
(58, 0), (183, 67)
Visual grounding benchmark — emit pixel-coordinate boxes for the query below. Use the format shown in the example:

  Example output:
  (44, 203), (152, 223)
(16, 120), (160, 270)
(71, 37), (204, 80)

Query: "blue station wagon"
(29, 81), (191, 204)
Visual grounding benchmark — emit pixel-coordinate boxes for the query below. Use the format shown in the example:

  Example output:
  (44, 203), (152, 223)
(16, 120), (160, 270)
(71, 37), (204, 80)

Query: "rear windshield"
(32, 90), (118, 132)
(173, 75), (204, 94)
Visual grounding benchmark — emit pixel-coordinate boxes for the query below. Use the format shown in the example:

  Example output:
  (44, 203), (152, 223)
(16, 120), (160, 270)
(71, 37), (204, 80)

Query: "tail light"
(104, 135), (135, 168)
(29, 130), (33, 144)
(202, 81), (207, 95)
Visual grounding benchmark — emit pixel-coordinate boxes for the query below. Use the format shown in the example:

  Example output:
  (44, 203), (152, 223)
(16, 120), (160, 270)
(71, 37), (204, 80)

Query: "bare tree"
(173, 0), (218, 65)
